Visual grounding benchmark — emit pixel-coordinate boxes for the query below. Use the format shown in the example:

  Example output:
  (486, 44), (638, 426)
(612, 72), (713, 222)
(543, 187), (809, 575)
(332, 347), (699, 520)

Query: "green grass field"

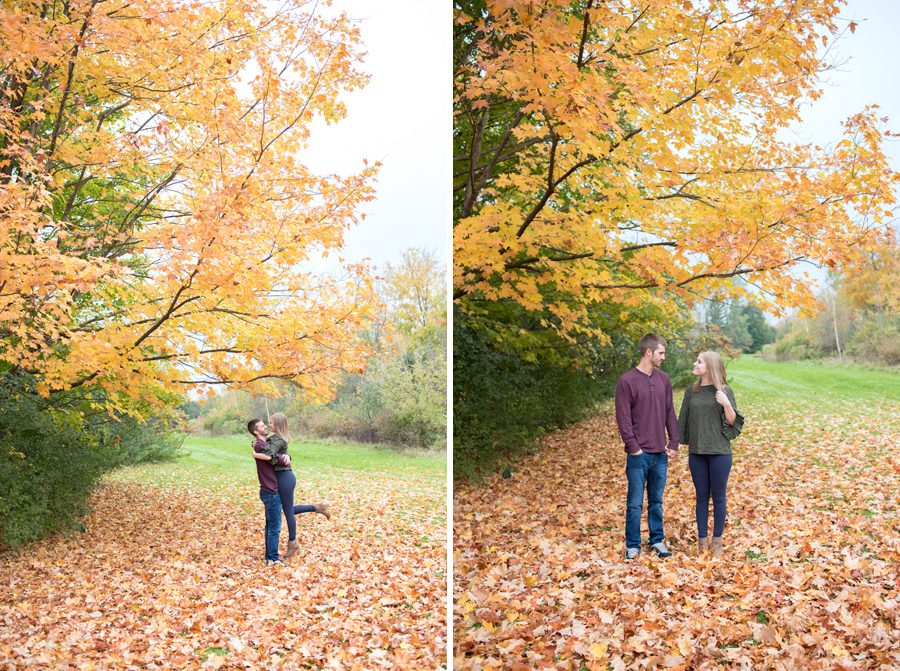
(725, 356), (899, 406)
(106, 434), (446, 493)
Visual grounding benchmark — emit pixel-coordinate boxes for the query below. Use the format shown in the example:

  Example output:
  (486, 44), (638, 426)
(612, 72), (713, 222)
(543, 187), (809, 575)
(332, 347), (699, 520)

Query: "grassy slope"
(726, 356), (899, 405)
(106, 435), (446, 494)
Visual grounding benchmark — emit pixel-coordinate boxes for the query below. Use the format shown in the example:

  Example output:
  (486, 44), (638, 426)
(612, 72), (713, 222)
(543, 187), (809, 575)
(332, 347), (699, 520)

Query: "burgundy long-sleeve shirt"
(254, 438), (288, 493)
(614, 367), (680, 454)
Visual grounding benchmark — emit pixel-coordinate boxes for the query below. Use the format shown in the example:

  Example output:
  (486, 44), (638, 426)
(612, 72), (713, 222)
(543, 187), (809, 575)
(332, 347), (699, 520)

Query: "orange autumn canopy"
(454, 0), (898, 343)
(0, 0), (379, 413)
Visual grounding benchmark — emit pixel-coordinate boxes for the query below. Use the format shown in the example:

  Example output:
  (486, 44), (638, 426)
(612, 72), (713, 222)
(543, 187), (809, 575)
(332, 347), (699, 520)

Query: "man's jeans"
(625, 451), (668, 549)
(259, 489), (283, 562)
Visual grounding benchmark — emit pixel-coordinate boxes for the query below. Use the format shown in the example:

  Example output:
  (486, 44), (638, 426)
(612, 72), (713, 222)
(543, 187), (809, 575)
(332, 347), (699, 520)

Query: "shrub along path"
(0, 439), (446, 670)
(454, 358), (900, 670)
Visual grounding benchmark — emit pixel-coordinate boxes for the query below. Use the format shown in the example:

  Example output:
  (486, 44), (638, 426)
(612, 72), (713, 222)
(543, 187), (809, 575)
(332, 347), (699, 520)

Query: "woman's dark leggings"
(688, 453), (732, 538)
(275, 469), (317, 541)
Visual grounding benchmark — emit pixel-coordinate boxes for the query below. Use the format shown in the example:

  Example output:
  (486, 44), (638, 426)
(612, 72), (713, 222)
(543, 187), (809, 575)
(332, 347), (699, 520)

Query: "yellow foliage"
(454, 1), (899, 342)
(0, 0), (379, 410)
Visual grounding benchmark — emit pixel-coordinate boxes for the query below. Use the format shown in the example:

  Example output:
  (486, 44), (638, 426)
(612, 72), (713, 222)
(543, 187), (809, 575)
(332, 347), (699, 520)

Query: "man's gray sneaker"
(651, 542), (672, 558)
(625, 547), (640, 560)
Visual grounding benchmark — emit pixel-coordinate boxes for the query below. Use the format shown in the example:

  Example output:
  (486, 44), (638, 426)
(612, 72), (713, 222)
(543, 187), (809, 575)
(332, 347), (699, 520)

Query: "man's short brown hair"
(639, 333), (666, 356)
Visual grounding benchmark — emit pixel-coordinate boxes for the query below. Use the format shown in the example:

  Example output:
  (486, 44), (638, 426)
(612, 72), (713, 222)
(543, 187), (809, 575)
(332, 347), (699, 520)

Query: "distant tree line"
(192, 248), (447, 450)
(767, 241), (898, 367)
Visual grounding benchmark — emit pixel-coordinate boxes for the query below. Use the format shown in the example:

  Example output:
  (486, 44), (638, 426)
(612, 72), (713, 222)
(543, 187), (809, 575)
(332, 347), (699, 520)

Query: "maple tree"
(0, 0), (379, 414)
(454, 359), (900, 669)
(837, 234), (899, 319)
(382, 247), (447, 341)
(454, 0), (898, 345)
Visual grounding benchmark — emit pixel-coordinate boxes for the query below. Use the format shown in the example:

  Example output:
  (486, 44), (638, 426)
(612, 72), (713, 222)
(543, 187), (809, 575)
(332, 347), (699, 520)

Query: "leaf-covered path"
(1, 469), (446, 669)
(454, 363), (900, 670)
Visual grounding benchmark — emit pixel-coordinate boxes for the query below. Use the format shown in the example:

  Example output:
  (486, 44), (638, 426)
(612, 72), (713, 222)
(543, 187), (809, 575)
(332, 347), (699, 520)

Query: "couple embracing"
(615, 333), (744, 560)
(249, 413), (331, 565)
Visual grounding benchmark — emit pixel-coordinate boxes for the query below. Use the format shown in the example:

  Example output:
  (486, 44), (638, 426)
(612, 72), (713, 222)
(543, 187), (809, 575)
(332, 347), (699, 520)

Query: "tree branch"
(576, 0), (595, 69)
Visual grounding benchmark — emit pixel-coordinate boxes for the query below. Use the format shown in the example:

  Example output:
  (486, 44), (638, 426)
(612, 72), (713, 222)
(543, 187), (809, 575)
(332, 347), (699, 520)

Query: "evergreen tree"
(744, 305), (777, 353)
(726, 302), (753, 352)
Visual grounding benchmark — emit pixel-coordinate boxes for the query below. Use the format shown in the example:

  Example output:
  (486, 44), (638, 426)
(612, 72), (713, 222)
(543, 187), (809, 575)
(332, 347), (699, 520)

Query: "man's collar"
(635, 363), (654, 376)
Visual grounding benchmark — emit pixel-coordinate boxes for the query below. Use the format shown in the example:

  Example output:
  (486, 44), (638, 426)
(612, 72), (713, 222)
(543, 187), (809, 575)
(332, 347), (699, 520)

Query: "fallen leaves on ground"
(454, 396), (900, 670)
(1, 474), (446, 670)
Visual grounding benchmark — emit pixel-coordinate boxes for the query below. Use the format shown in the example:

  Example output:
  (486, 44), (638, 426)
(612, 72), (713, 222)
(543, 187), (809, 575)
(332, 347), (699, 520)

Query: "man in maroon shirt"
(248, 418), (291, 565)
(615, 333), (680, 559)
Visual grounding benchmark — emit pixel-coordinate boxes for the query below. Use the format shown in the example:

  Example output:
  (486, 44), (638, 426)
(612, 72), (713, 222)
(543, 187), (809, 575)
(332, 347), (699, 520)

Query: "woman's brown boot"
(284, 539), (300, 559)
(711, 536), (724, 559)
(314, 503), (331, 520)
(698, 537), (709, 555)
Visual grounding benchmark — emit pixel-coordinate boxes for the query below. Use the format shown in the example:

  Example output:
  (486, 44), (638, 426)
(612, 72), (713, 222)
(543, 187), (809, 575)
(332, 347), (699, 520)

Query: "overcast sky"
(300, 1), (897, 282)
(302, 0), (450, 275)
(778, 0), (899, 294)
(795, 0), (899, 163)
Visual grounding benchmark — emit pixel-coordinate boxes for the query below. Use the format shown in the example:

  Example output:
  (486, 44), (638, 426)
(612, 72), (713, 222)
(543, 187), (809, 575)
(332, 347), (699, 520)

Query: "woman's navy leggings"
(688, 453), (733, 538)
(275, 469), (317, 541)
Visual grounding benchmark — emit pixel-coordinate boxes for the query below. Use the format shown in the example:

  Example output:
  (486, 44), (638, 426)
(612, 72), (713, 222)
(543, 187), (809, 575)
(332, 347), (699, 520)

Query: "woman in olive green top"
(678, 351), (744, 558)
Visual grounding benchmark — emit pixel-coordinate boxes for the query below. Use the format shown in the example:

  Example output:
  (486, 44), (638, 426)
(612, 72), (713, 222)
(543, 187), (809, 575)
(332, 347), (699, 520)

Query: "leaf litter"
(1, 472), (446, 670)
(454, 395), (900, 670)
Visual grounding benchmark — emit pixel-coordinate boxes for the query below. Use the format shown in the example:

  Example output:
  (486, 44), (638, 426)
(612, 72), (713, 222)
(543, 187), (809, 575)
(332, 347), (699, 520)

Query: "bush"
(302, 405), (377, 444)
(760, 343), (778, 362)
(453, 316), (608, 479)
(659, 339), (705, 389)
(774, 330), (820, 361)
(202, 403), (246, 435)
(102, 415), (185, 466)
(0, 390), (111, 549)
(0, 376), (185, 550)
(846, 321), (900, 366)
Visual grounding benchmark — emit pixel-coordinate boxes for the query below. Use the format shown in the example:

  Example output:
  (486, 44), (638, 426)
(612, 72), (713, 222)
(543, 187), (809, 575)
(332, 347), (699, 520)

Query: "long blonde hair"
(692, 351), (728, 392)
(269, 412), (291, 442)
